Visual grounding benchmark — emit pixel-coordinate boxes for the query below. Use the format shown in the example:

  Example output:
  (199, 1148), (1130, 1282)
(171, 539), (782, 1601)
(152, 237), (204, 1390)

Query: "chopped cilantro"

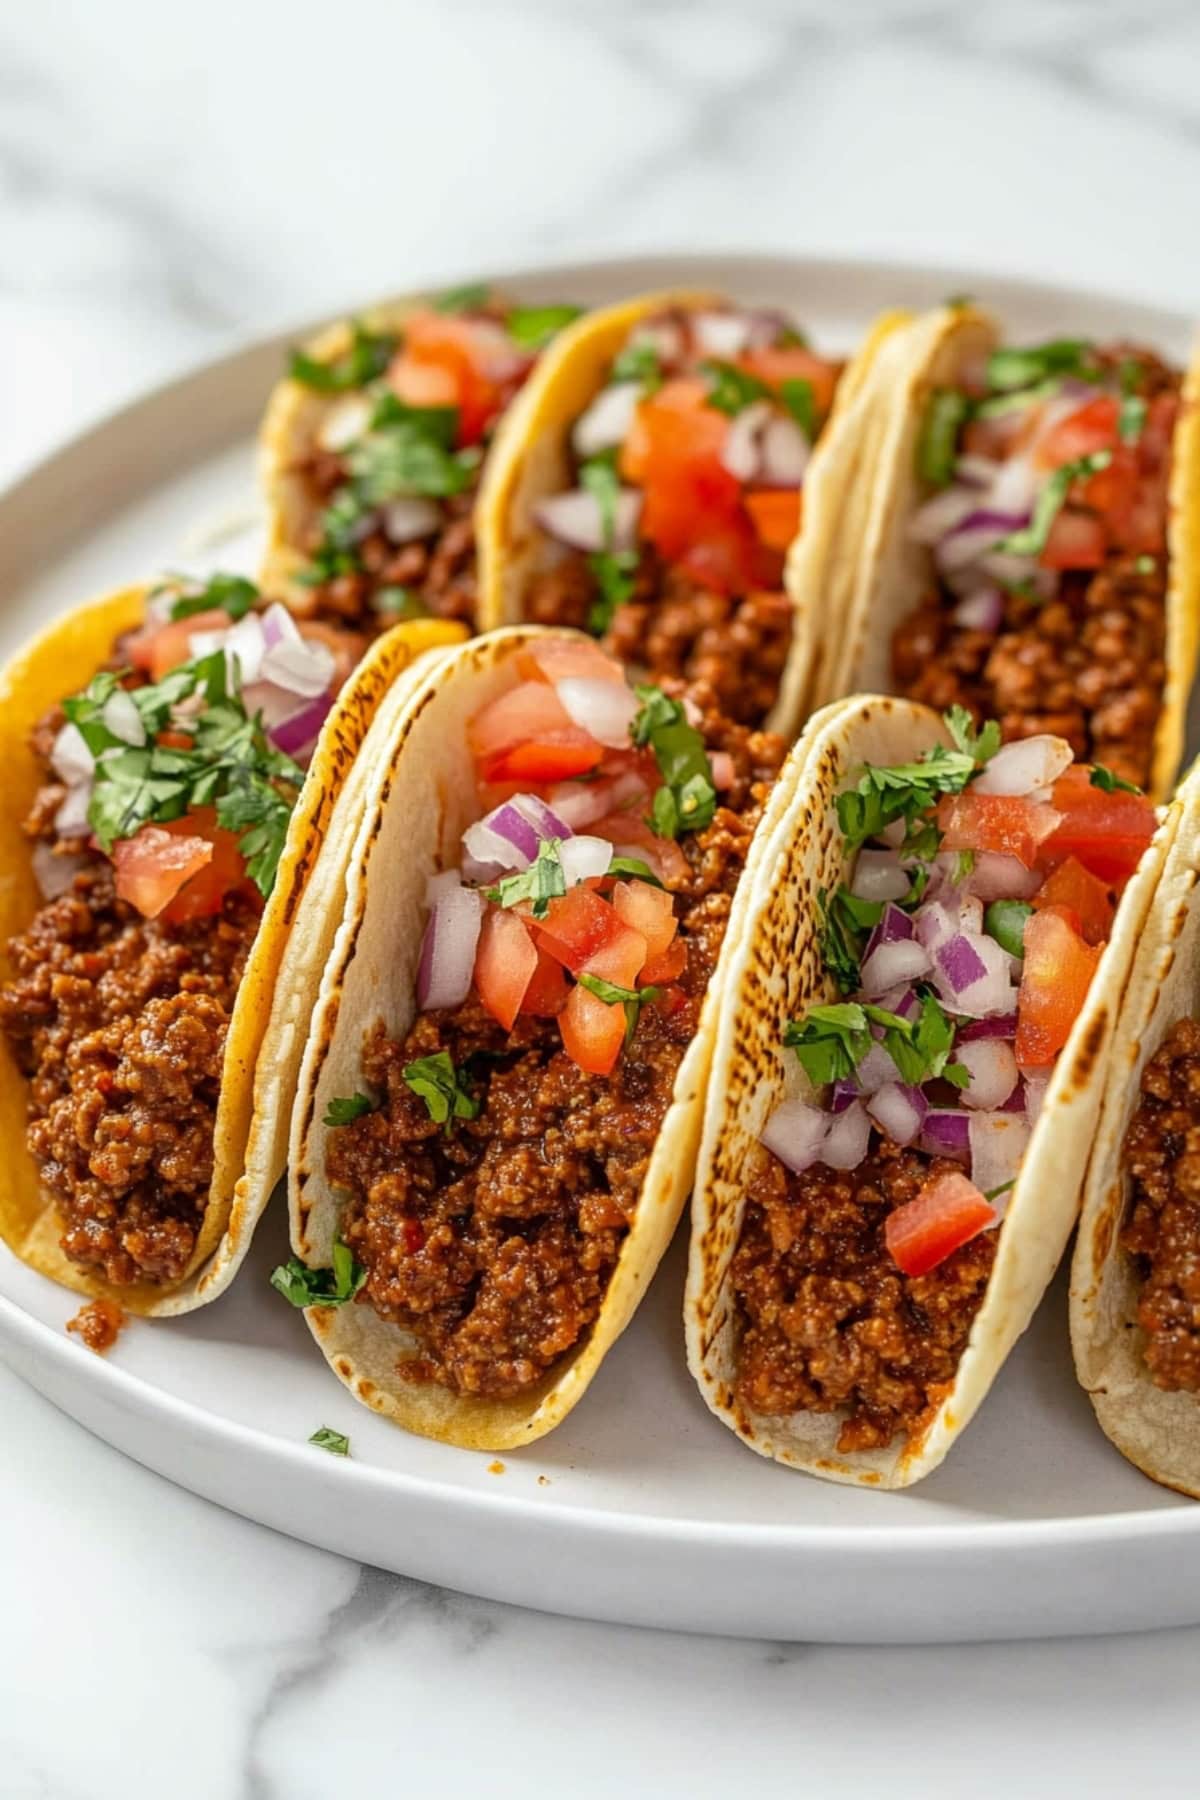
(369, 390), (460, 446)
(1134, 554), (1158, 576)
(974, 377), (1067, 421)
(983, 1180), (1015, 1202)
(783, 1002), (911, 1089)
(611, 341), (663, 392)
(270, 1239), (366, 1308)
(309, 1427), (350, 1456)
(580, 451), (622, 540)
(607, 855), (665, 888)
(577, 973), (662, 1045)
(1118, 356), (1144, 395)
(953, 850), (976, 883)
(986, 339), (1098, 393)
(289, 322), (397, 392)
(889, 991), (968, 1089)
(587, 550), (638, 635)
(159, 572), (259, 623)
(780, 376), (816, 441)
(700, 359), (771, 416)
(506, 303), (582, 349)
(1118, 393), (1147, 443)
(403, 1051), (480, 1130)
(486, 838), (567, 918)
(945, 704), (1001, 766)
(994, 450), (1112, 557)
(917, 389), (970, 488)
(817, 886), (881, 994)
(631, 686), (717, 839)
(373, 586), (430, 619)
(1090, 764), (1143, 795)
(323, 1092), (377, 1128)
(345, 418), (471, 503)
(985, 899), (1032, 958)
(434, 282), (491, 314)
(836, 744), (979, 855)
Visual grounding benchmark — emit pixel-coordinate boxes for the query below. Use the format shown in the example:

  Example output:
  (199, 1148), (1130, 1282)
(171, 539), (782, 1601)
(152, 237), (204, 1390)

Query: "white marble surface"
(3, 0), (1200, 1792)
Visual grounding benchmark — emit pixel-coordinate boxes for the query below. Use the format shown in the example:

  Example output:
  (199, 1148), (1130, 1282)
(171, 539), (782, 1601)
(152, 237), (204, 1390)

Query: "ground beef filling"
(524, 548), (792, 729)
(732, 1141), (997, 1453)
(892, 352), (1179, 791)
(1120, 1017), (1200, 1392)
(291, 459), (480, 635)
(328, 693), (785, 1400)
(0, 725), (260, 1286)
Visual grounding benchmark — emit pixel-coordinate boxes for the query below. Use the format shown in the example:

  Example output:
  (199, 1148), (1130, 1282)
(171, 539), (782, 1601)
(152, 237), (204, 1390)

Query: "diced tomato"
(1015, 904), (1104, 1067)
(388, 311), (506, 446)
(640, 937), (688, 985)
(156, 730), (195, 751)
(467, 680), (603, 784)
(473, 905), (538, 1030)
(937, 792), (1061, 870)
(112, 820), (214, 921)
(558, 981), (626, 1076)
(611, 879), (677, 962)
(159, 809), (251, 925)
(520, 942), (570, 1017)
(536, 885), (646, 981)
(884, 1172), (998, 1278)
(517, 638), (626, 687)
(125, 608), (232, 681)
(1032, 855), (1113, 946)
(619, 378), (720, 483)
(745, 489), (802, 552)
(735, 346), (840, 419)
(1035, 393), (1120, 470)
(1039, 507), (1107, 571)
(675, 514), (773, 596)
(1037, 767), (1157, 887)
(588, 814), (691, 887)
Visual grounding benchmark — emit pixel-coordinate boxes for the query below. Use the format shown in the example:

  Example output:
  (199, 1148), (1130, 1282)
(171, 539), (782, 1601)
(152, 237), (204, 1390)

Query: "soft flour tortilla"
(1070, 760), (1200, 1498)
(0, 586), (463, 1315)
(822, 303), (1200, 803)
(475, 292), (914, 740)
(684, 694), (1177, 1488)
(288, 624), (803, 1450)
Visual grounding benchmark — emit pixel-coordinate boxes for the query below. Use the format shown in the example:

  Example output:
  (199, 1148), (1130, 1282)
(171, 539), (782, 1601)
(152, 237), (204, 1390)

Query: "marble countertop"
(3, 0), (1200, 1792)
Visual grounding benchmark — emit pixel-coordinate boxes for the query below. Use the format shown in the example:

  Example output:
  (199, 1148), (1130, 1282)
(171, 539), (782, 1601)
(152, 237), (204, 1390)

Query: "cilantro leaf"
(309, 1427), (350, 1456)
(780, 377), (816, 440)
(836, 745), (979, 855)
(372, 586), (430, 619)
(435, 282), (491, 314)
(580, 452), (622, 542)
(270, 1239), (366, 1308)
(1090, 763), (1143, 795)
(577, 973), (662, 1046)
(631, 685), (717, 839)
(1118, 393), (1147, 443)
(883, 991), (962, 1087)
(486, 839), (567, 918)
(323, 1092), (377, 1128)
(506, 303), (582, 349)
(917, 389), (970, 488)
(782, 1002), (911, 1089)
(700, 360), (771, 416)
(944, 704), (1001, 766)
(158, 572), (259, 623)
(346, 421), (472, 503)
(587, 549), (638, 635)
(1134, 554), (1158, 576)
(986, 339), (1098, 393)
(611, 341), (663, 392)
(403, 1051), (480, 1130)
(289, 322), (397, 392)
(607, 856), (665, 889)
(817, 885), (883, 995)
(993, 450), (1112, 558)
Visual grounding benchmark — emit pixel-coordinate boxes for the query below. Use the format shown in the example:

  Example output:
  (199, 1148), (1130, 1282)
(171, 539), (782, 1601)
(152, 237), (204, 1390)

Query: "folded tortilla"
(0, 587), (463, 1314)
(684, 693), (1177, 1487)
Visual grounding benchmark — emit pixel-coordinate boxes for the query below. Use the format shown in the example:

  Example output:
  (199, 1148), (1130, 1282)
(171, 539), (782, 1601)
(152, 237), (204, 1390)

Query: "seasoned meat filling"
(0, 711), (259, 1287)
(732, 1142), (997, 1453)
(892, 346), (1179, 791)
(328, 693), (785, 1399)
(1121, 1016), (1200, 1392)
(525, 548), (792, 729)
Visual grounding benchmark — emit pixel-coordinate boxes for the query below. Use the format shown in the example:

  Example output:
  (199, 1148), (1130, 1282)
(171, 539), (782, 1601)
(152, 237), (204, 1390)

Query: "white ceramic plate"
(2, 254), (1199, 1645)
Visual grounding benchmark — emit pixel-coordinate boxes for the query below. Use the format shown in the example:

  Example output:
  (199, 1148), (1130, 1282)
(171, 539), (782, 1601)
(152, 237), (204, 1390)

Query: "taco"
(282, 625), (797, 1449)
(824, 303), (1200, 801)
(1070, 761), (1200, 1497)
(259, 281), (584, 638)
(0, 571), (462, 1315)
(685, 694), (1173, 1487)
(476, 292), (912, 737)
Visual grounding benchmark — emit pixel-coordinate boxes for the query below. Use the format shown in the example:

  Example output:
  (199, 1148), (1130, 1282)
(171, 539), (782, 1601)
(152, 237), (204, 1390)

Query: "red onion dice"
(559, 835), (612, 886)
(260, 633), (337, 700)
(53, 784), (92, 838)
(866, 1082), (928, 1148)
(934, 931), (1014, 1018)
(100, 688), (146, 747)
(758, 413), (810, 487)
(967, 1112), (1030, 1211)
(50, 722), (95, 786)
(383, 498), (442, 544)
(951, 587), (1004, 632)
(957, 1014), (1017, 1042)
(849, 850), (911, 904)
(417, 883), (484, 1012)
(973, 735), (1074, 798)
(270, 690), (334, 760)
(921, 1110), (971, 1160)
(909, 485), (983, 546)
(534, 487), (642, 554)
(316, 393), (372, 454)
(859, 938), (931, 997)
(957, 1038), (1019, 1111)
(822, 1100), (871, 1171)
(761, 1098), (829, 1174)
(571, 381), (642, 459)
(555, 676), (639, 749)
(719, 401), (773, 482)
(691, 311), (754, 358)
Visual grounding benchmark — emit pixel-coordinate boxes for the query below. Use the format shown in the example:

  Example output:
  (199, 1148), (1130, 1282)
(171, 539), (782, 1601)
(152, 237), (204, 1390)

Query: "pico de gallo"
(284, 283), (581, 636)
(0, 573), (347, 1288)
(311, 636), (786, 1400)
(731, 707), (1158, 1453)
(893, 335), (1180, 790)
(523, 303), (842, 728)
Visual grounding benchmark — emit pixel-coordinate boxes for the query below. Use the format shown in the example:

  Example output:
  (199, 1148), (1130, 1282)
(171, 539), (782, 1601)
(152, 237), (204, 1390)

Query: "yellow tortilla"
(0, 587), (464, 1314)
(684, 694), (1177, 1488)
(1070, 759), (1200, 1497)
(288, 624), (804, 1449)
(822, 304), (1200, 803)
(474, 293), (914, 740)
